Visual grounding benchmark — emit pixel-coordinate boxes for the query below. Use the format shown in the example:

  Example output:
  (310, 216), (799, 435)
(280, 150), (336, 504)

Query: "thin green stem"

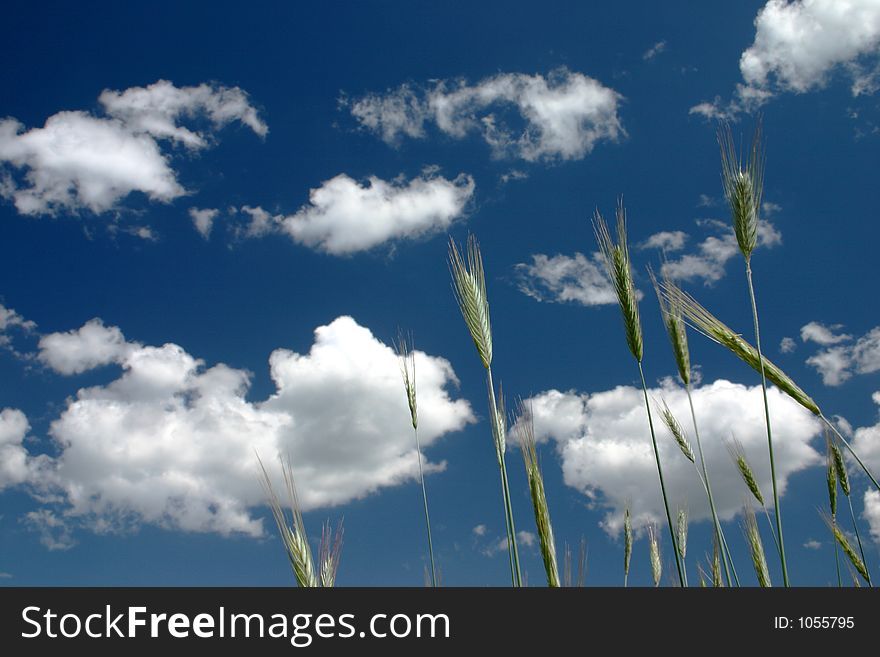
(487, 367), (522, 587)
(821, 415), (880, 492)
(638, 362), (685, 587)
(745, 261), (789, 587)
(833, 515), (842, 587)
(847, 494), (873, 587)
(413, 427), (437, 587)
(719, 526), (741, 587)
(686, 384), (732, 587)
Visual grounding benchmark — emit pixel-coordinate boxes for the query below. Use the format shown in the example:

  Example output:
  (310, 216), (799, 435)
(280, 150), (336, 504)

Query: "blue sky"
(2, 0), (880, 586)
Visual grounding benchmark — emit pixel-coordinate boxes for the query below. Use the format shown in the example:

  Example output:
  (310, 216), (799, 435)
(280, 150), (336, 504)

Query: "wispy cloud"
(347, 69), (624, 162)
(642, 40), (667, 61)
(514, 252), (618, 306)
(802, 323), (880, 386)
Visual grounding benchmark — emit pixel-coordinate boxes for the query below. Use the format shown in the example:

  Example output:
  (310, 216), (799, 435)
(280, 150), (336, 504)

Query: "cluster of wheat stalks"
(260, 123), (878, 587)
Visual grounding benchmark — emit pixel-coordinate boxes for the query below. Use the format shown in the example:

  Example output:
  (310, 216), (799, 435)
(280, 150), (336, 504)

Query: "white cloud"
(640, 230), (688, 252)
(804, 325), (880, 386)
(472, 524), (487, 536)
(0, 303), (36, 350)
(189, 207), (220, 239)
(23, 509), (76, 551)
(38, 318), (135, 375)
(349, 69), (623, 162)
(0, 81), (265, 216)
(661, 219), (781, 284)
(800, 321), (852, 345)
(803, 539), (822, 550)
(865, 490), (880, 543)
(514, 252), (617, 306)
(691, 0), (880, 117)
(98, 80), (267, 148)
(643, 41), (668, 61)
(741, 0), (880, 95)
(26, 316), (473, 538)
(0, 408), (40, 490)
(780, 337), (797, 354)
(481, 530), (537, 556)
(522, 379), (823, 536)
(240, 171), (475, 254)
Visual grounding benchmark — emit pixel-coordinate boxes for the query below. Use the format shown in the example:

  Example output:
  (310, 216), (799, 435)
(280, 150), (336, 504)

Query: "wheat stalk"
(257, 454), (318, 587)
(828, 436), (873, 587)
(623, 506), (633, 588)
(516, 402), (560, 587)
(677, 508), (689, 587)
(595, 200), (684, 586)
(396, 331), (437, 587)
(449, 236), (521, 586)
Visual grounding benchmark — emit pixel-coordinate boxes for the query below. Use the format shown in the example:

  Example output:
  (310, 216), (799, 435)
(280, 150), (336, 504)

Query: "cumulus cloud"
(25, 316), (473, 539)
(691, 0), (880, 117)
(521, 379), (823, 535)
(38, 318), (135, 375)
(803, 539), (822, 550)
(188, 207), (220, 239)
(348, 69), (623, 162)
(514, 252), (617, 306)
(660, 219), (781, 284)
(780, 337), (797, 354)
(803, 324), (880, 386)
(639, 230), (687, 252)
(0, 80), (265, 216)
(239, 171), (474, 254)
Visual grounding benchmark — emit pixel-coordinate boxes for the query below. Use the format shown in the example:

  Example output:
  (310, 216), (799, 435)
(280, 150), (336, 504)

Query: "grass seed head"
(594, 200), (643, 363)
(650, 267), (690, 385)
(826, 439), (838, 517)
(516, 401), (560, 587)
(718, 121), (764, 262)
(657, 398), (695, 463)
(624, 506), (633, 580)
(823, 511), (870, 583)
(677, 508), (689, 560)
(830, 440), (851, 497)
(449, 235), (493, 370)
(726, 436), (765, 506)
(744, 504), (772, 587)
(648, 525), (662, 587)
(396, 331), (418, 430)
(662, 280), (821, 416)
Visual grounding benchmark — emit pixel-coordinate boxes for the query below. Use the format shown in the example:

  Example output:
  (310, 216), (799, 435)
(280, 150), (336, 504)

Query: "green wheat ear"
(650, 267), (690, 385)
(822, 511), (870, 583)
(743, 505), (772, 588)
(449, 235), (493, 370)
(718, 120), (764, 262)
(594, 200), (643, 363)
(648, 525), (662, 587)
(661, 279), (820, 416)
(726, 437), (765, 506)
(623, 506), (633, 587)
(657, 398), (695, 463)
